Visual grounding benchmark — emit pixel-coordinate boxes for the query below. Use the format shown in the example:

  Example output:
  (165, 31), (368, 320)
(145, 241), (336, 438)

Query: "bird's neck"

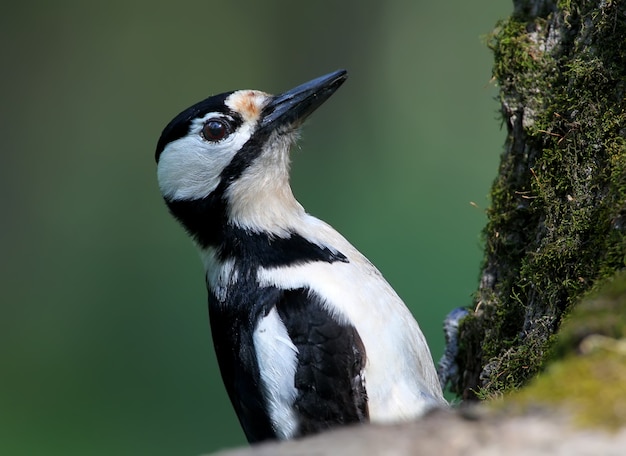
(165, 180), (306, 251)
(226, 177), (306, 238)
(223, 142), (306, 237)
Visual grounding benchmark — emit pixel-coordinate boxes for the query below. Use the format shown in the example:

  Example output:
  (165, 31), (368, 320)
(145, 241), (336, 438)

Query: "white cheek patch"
(157, 114), (255, 201)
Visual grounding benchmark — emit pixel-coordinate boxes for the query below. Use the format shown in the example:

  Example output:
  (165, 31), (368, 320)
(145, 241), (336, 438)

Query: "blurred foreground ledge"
(210, 407), (626, 456)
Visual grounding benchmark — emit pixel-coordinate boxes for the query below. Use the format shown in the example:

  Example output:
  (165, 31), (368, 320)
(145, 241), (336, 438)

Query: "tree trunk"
(450, 0), (626, 399)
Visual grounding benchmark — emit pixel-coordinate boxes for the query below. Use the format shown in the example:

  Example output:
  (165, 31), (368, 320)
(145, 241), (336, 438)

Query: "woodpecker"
(155, 70), (446, 443)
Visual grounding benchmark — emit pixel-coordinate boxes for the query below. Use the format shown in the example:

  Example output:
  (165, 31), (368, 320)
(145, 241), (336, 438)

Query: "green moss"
(508, 349), (626, 429)
(501, 271), (626, 429)
(551, 270), (626, 358)
(453, 0), (626, 399)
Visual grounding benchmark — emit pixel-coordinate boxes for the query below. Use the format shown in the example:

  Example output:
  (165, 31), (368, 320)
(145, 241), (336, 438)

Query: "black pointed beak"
(260, 70), (348, 129)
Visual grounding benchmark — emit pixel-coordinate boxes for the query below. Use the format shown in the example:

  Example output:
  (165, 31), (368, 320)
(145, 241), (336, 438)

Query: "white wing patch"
(253, 307), (300, 439)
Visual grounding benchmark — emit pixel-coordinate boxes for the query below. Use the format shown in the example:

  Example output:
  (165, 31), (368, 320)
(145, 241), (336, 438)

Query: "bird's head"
(155, 70), (347, 244)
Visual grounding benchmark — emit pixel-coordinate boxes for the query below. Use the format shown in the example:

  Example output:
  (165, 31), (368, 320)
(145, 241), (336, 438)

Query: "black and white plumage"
(155, 70), (446, 443)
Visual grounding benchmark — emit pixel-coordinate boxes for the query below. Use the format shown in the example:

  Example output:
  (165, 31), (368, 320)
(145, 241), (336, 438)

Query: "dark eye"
(202, 119), (230, 142)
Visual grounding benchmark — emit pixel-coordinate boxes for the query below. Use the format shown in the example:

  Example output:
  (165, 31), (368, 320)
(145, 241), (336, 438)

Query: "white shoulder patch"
(253, 307), (300, 439)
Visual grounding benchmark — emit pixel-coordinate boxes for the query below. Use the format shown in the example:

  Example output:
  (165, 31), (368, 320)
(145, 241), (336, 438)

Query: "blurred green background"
(1, 1), (511, 454)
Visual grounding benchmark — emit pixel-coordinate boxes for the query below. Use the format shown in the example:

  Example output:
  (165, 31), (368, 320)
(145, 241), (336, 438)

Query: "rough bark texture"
(451, 0), (626, 399)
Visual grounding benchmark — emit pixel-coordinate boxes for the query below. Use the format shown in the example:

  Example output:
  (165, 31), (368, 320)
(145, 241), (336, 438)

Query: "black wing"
(208, 286), (280, 443)
(276, 288), (369, 436)
(209, 285), (368, 442)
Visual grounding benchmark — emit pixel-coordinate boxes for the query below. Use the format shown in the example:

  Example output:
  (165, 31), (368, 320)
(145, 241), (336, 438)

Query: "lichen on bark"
(451, 0), (626, 399)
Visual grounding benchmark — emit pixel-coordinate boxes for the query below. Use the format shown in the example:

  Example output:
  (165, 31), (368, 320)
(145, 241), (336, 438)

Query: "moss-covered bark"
(452, 0), (626, 399)
(507, 270), (626, 428)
